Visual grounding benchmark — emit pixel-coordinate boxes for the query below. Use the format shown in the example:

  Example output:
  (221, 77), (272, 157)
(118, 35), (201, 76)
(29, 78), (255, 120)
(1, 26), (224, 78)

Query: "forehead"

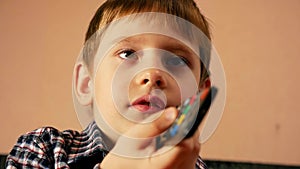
(113, 34), (195, 52)
(94, 13), (206, 68)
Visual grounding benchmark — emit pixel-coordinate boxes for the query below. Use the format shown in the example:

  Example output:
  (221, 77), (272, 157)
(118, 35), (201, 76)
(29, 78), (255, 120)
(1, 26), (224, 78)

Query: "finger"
(176, 130), (201, 155)
(194, 127), (201, 139)
(151, 139), (199, 168)
(193, 127), (201, 153)
(125, 107), (178, 138)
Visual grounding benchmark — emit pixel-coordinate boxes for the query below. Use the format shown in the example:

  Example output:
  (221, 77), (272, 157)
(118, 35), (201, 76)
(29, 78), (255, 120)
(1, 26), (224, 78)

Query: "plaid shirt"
(6, 122), (207, 169)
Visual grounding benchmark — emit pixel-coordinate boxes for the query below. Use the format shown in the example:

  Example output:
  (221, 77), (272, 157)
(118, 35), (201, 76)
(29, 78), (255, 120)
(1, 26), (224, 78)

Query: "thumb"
(125, 107), (178, 138)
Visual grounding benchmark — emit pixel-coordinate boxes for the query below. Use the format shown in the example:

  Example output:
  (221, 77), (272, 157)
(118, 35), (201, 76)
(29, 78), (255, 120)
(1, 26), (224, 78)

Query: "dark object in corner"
(0, 155), (7, 169)
(1, 154), (300, 169)
(205, 160), (300, 169)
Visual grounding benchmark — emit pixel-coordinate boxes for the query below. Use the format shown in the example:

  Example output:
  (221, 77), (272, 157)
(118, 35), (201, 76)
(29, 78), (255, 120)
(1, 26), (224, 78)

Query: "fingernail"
(165, 108), (176, 121)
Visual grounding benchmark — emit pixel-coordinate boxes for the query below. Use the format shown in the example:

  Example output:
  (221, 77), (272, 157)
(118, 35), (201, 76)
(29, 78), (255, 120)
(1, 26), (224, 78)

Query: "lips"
(131, 95), (166, 114)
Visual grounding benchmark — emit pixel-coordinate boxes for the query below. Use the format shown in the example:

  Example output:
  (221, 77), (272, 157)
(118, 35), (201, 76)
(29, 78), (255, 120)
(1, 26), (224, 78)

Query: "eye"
(118, 49), (137, 60)
(164, 55), (190, 67)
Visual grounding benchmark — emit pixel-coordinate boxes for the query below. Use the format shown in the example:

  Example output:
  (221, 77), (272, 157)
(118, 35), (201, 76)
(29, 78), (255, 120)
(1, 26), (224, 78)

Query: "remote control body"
(155, 87), (217, 149)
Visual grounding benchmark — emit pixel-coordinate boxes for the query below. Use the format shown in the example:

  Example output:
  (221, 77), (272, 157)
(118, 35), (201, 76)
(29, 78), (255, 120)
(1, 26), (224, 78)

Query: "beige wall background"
(1, 0), (299, 166)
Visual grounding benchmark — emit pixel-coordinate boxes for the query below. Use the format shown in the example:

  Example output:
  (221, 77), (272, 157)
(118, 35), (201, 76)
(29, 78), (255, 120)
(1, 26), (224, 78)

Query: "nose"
(136, 69), (167, 88)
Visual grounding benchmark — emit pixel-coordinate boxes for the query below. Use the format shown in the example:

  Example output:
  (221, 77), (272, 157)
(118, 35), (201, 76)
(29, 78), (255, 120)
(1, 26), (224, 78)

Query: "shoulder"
(196, 156), (208, 169)
(6, 126), (80, 168)
(15, 126), (78, 150)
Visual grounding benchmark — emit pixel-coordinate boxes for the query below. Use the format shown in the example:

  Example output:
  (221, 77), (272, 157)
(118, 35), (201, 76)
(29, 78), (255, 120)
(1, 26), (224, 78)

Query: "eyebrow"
(109, 35), (198, 57)
(165, 43), (192, 52)
(163, 39), (196, 55)
(110, 36), (138, 45)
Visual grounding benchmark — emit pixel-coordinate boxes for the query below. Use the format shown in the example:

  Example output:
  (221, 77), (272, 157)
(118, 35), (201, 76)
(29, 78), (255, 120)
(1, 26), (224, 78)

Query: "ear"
(74, 62), (93, 106)
(199, 77), (211, 91)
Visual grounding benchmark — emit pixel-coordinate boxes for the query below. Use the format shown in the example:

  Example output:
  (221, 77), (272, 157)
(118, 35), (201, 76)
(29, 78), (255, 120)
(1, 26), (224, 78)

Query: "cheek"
(95, 64), (112, 97)
(94, 60), (117, 117)
(93, 60), (136, 133)
(166, 81), (182, 106)
(194, 69), (201, 85)
(94, 56), (120, 101)
(192, 61), (201, 86)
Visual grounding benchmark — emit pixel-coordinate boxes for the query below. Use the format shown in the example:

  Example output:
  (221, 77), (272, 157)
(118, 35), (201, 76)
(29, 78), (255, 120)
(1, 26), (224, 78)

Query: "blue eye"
(165, 56), (190, 66)
(118, 49), (137, 60)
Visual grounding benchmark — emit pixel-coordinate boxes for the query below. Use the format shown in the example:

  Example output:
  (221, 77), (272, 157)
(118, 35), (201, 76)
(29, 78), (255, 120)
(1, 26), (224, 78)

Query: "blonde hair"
(84, 0), (211, 83)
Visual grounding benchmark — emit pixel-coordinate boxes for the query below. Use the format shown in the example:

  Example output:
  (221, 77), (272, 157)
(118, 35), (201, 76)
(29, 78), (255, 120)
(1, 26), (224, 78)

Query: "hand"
(100, 107), (201, 169)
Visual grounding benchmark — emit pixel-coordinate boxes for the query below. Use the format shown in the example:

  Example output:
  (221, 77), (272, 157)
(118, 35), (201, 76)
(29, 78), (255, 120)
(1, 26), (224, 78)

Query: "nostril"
(156, 80), (161, 86)
(143, 79), (149, 84)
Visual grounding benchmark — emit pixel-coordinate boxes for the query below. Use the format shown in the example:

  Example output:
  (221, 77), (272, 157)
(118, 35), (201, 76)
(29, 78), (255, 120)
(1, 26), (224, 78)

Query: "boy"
(6, 0), (212, 168)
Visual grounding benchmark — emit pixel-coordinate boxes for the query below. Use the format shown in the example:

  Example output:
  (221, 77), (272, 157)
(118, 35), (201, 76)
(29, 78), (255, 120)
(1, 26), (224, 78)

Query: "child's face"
(90, 14), (203, 141)
(93, 35), (201, 137)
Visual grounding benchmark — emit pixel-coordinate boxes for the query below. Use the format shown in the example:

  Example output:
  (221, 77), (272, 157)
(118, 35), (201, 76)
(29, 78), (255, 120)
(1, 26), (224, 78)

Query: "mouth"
(131, 95), (166, 114)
